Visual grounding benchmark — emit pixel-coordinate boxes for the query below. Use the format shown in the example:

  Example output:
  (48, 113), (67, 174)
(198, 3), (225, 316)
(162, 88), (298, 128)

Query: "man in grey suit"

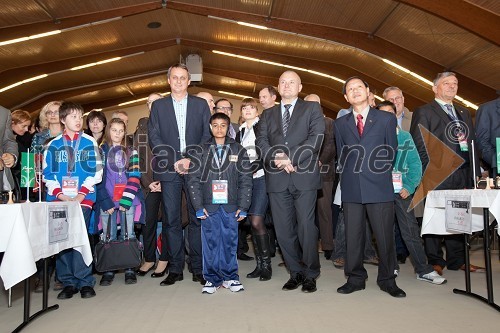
(148, 63), (212, 286)
(334, 77), (405, 298)
(256, 71), (324, 293)
(0, 106), (18, 191)
(383, 87), (413, 131)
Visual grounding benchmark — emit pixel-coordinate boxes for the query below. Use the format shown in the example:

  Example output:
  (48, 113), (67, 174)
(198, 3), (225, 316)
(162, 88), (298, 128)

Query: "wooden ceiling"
(0, 0), (498, 118)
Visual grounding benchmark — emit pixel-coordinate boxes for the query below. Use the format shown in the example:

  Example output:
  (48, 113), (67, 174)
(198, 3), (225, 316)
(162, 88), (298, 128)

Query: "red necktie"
(356, 114), (364, 137)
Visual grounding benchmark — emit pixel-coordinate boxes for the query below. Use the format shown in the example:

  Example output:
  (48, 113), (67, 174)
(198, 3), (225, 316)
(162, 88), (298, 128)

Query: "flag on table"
(20, 152), (35, 187)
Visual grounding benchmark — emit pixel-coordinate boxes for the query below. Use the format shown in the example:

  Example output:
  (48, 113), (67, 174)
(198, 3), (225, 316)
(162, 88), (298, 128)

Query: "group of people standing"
(1, 61), (497, 299)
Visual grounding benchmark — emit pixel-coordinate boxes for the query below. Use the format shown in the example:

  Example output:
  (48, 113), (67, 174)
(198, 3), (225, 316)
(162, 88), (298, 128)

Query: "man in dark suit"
(335, 77), (405, 298)
(410, 72), (483, 274)
(475, 97), (500, 177)
(256, 71), (324, 293)
(148, 63), (212, 286)
(304, 94), (336, 260)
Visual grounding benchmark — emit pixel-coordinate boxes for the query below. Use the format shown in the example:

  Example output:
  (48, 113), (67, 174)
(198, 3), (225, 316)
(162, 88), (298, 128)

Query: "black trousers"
(423, 234), (464, 270)
(343, 202), (396, 287)
(268, 181), (320, 279)
(142, 191), (167, 262)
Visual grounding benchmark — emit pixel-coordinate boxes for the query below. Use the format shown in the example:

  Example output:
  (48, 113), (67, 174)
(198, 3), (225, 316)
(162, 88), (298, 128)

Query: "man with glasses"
(214, 99), (239, 140)
(383, 87), (413, 131)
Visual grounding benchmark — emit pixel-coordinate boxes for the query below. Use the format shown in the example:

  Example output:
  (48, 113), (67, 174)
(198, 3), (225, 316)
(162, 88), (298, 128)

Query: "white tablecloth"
(0, 201), (92, 290)
(421, 189), (500, 236)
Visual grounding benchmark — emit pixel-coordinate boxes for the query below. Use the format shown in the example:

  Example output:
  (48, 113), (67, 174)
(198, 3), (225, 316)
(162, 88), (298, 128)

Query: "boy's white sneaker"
(416, 271), (447, 285)
(202, 281), (219, 294)
(222, 280), (244, 292)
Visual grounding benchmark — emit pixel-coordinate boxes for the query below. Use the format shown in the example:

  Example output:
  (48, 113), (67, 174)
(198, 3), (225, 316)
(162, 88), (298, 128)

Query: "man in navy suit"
(148, 63), (212, 286)
(475, 97), (500, 177)
(256, 71), (324, 293)
(334, 77), (405, 297)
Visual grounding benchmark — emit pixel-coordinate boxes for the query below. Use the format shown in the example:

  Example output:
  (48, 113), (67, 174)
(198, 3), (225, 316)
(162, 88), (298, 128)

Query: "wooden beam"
(395, 0), (500, 46)
(0, 1), (163, 40)
(166, 1), (496, 104)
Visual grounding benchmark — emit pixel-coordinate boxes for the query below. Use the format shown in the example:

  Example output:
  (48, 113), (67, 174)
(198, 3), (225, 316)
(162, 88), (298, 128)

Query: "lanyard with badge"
(112, 146), (127, 202)
(62, 133), (82, 198)
(447, 108), (468, 152)
(212, 144), (229, 204)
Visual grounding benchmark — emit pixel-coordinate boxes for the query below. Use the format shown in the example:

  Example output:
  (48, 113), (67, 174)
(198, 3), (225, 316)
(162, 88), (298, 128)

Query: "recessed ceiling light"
(147, 22), (162, 29)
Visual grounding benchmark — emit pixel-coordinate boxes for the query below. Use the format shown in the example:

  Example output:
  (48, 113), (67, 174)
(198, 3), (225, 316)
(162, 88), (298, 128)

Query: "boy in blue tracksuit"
(43, 102), (103, 299)
(188, 113), (252, 294)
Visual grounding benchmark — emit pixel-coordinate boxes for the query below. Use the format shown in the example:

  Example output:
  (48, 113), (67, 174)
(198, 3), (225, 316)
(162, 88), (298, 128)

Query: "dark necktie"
(356, 114), (364, 137)
(282, 104), (291, 137)
(444, 104), (457, 121)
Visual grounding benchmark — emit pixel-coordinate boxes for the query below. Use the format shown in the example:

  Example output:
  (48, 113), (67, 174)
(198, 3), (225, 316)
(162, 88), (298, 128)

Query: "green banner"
(21, 152), (35, 187)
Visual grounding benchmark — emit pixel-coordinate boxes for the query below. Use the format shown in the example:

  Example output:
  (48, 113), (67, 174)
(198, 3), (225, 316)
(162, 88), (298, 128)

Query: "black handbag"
(94, 211), (143, 272)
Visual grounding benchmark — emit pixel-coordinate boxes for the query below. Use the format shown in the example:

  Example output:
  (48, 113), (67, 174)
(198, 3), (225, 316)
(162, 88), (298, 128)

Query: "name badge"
(212, 180), (228, 204)
(229, 155), (238, 163)
(392, 172), (403, 193)
(113, 184), (126, 202)
(458, 133), (468, 152)
(62, 176), (79, 198)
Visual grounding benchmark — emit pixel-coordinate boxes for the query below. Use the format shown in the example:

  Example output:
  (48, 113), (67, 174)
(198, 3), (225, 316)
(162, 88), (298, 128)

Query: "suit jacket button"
(285, 142), (288, 145)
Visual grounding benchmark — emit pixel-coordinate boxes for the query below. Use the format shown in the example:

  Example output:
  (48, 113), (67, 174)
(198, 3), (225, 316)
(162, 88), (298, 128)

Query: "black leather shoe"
(301, 278), (317, 293)
(282, 274), (305, 291)
(57, 286), (79, 299)
(125, 272), (137, 285)
(151, 267), (168, 278)
(237, 253), (254, 261)
(380, 284), (406, 298)
(192, 274), (206, 285)
(80, 286), (96, 299)
(136, 264), (155, 276)
(99, 274), (114, 286)
(323, 250), (333, 260)
(160, 272), (183, 286)
(337, 282), (365, 294)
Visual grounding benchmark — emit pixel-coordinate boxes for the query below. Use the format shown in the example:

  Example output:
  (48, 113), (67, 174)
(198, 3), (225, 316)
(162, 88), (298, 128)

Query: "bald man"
(256, 71), (325, 293)
(196, 92), (215, 112)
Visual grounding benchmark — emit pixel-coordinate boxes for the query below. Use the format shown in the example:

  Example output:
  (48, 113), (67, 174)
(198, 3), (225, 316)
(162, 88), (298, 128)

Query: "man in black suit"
(335, 77), (405, 298)
(256, 71), (324, 293)
(410, 72), (483, 274)
(148, 63), (212, 286)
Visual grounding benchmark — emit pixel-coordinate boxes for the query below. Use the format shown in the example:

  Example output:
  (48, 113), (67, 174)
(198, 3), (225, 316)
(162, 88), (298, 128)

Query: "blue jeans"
(56, 207), (96, 289)
(201, 207), (239, 286)
(100, 206), (136, 276)
(394, 194), (433, 275)
(100, 206), (136, 241)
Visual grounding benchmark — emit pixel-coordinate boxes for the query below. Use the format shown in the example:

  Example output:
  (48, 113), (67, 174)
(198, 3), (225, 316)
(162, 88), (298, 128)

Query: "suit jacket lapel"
(431, 100), (451, 125)
(185, 95), (193, 135)
(166, 96), (180, 138)
(361, 108), (377, 138)
(272, 105), (285, 138)
(345, 113), (360, 141)
(287, 99), (302, 136)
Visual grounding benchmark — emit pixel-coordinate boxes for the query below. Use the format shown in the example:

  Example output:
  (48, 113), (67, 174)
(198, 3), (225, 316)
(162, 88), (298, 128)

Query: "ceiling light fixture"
(0, 17), (122, 47)
(0, 74), (48, 93)
(0, 52), (143, 94)
(218, 91), (253, 99)
(117, 92), (171, 107)
(0, 30), (61, 46)
(70, 57), (122, 71)
(237, 21), (268, 30)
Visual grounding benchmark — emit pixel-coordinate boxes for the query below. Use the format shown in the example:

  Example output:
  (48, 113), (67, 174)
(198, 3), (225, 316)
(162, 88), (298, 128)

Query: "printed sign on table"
(445, 196), (472, 234)
(48, 205), (69, 244)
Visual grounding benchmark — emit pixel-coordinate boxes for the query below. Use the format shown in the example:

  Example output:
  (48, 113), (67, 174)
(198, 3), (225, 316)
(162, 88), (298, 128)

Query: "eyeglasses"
(45, 110), (58, 116)
(215, 106), (233, 111)
(388, 96), (403, 102)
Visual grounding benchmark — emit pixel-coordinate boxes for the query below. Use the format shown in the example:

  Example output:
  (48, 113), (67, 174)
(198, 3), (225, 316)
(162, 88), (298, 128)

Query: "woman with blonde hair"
(31, 101), (62, 152)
